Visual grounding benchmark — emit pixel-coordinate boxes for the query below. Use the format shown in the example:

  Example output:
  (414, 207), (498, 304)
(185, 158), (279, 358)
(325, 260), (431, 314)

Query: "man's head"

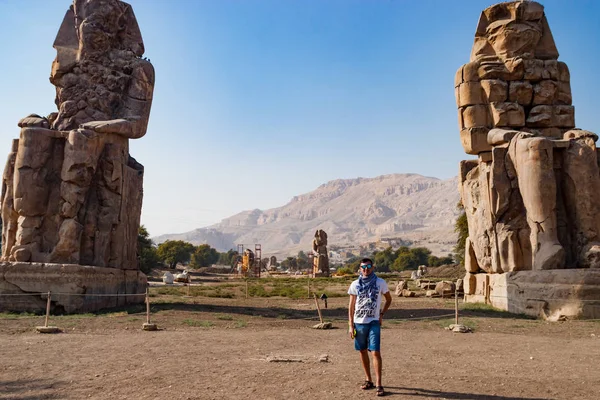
(359, 258), (374, 276)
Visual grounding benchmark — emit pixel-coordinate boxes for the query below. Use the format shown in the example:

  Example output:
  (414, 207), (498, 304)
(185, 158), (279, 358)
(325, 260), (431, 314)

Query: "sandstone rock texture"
(312, 229), (329, 277)
(456, 1), (600, 318)
(0, 0), (152, 312)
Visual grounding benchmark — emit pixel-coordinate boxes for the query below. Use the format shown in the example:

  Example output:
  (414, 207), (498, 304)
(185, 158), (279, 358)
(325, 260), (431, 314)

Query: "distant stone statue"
(269, 256), (277, 270)
(312, 229), (329, 277)
(0, 0), (152, 313)
(456, 1), (600, 318)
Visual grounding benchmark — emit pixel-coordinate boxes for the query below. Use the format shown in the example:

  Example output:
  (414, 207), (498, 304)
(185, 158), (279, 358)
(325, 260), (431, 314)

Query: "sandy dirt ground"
(1, 295), (599, 400)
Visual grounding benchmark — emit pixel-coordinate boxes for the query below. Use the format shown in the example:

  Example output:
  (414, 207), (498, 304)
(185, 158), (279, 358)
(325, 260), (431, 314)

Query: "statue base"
(0, 262), (147, 313)
(464, 269), (600, 320)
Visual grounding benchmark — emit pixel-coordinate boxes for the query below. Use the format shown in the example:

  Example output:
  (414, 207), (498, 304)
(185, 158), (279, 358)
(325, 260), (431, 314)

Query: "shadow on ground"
(0, 379), (66, 400)
(385, 386), (552, 399)
(133, 302), (532, 321)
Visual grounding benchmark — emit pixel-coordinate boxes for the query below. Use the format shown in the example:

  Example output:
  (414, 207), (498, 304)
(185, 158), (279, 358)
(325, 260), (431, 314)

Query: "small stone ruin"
(0, 0), (153, 313)
(456, 0), (600, 319)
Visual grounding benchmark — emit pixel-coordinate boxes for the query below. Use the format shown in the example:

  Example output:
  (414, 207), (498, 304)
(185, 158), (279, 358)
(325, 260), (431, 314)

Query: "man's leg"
(373, 351), (382, 387)
(368, 321), (383, 390)
(359, 349), (372, 383)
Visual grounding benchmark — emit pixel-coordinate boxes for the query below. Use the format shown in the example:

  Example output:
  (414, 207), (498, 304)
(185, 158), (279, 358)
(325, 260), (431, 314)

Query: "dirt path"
(1, 297), (599, 399)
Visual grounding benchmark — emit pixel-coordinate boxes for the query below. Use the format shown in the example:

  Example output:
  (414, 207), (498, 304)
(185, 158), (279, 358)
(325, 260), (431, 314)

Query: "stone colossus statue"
(456, 0), (600, 274)
(1, 0), (154, 269)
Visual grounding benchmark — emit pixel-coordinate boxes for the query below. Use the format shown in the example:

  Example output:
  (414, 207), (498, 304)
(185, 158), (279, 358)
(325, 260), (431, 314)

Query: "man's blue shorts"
(354, 320), (381, 352)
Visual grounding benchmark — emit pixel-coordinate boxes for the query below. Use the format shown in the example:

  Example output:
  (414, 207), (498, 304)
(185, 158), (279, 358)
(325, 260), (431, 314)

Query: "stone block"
(523, 59), (544, 81)
(490, 102), (525, 127)
(463, 62), (480, 82)
(557, 61), (570, 82)
(435, 281), (456, 297)
(504, 58), (525, 80)
(458, 82), (484, 107)
(0, 262), (147, 313)
(478, 58), (523, 81)
(455, 66), (463, 87)
(487, 128), (519, 146)
(479, 269), (600, 320)
(460, 127), (491, 155)
(465, 237), (480, 272)
(532, 80), (557, 105)
(538, 128), (563, 139)
(526, 105), (553, 128)
(463, 273), (477, 295)
(462, 105), (490, 128)
(481, 79), (507, 103)
(556, 81), (572, 105)
(479, 152), (492, 162)
(509, 81), (533, 105)
(394, 280), (407, 296)
(543, 60), (559, 80)
(554, 105), (575, 128)
(455, 87), (461, 110)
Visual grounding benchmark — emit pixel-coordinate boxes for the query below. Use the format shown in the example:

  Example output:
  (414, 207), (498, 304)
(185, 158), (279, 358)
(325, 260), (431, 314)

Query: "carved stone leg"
(511, 135), (564, 270)
(51, 129), (104, 264)
(562, 131), (600, 268)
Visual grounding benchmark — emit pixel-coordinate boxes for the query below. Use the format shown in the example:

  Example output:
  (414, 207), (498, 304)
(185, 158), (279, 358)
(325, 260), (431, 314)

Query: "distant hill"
(153, 173), (461, 258)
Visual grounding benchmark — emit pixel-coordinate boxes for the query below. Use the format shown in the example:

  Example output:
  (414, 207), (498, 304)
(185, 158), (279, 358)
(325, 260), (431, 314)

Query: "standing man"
(348, 258), (392, 397)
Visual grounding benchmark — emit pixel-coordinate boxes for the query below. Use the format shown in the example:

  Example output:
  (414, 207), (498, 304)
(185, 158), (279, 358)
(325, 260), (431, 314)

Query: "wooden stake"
(454, 289), (459, 325)
(146, 288), (151, 324)
(313, 293), (323, 324)
(307, 276), (310, 299)
(44, 291), (51, 327)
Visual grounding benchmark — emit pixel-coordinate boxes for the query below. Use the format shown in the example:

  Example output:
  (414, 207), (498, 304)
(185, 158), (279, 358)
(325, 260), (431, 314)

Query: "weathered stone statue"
(0, 0), (153, 313)
(312, 229), (329, 277)
(456, 1), (600, 318)
(269, 255), (277, 270)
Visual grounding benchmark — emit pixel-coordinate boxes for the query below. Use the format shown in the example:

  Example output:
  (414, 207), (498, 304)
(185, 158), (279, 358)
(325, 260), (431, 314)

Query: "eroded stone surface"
(0, 262), (146, 313)
(457, 1), (600, 274)
(1, 0), (153, 269)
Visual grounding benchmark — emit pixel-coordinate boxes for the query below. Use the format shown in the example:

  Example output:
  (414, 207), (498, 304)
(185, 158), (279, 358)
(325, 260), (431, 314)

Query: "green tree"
(191, 244), (219, 268)
(137, 225), (159, 274)
(410, 247), (432, 266)
(392, 252), (417, 271)
(297, 251), (310, 269)
(156, 240), (195, 269)
(281, 257), (297, 270)
(428, 254), (454, 267)
(374, 247), (395, 271)
(218, 249), (238, 266)
(454, 201), (469, 267)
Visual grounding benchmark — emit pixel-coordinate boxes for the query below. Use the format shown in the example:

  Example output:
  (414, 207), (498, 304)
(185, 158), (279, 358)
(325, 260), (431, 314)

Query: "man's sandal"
(361, 381), (374, 390)
(376, 386), (385, 396)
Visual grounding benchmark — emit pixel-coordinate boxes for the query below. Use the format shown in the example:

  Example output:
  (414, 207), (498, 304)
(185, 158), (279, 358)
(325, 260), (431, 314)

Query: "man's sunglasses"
(360, 264), (373, 269)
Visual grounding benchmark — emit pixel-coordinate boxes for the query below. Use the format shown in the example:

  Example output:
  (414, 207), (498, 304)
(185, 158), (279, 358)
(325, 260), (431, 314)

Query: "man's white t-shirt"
(348, 277), (389, 324)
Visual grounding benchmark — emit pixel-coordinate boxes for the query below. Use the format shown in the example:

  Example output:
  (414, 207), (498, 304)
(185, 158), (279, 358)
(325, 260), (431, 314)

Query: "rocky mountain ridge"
(154, 173), (461, 258)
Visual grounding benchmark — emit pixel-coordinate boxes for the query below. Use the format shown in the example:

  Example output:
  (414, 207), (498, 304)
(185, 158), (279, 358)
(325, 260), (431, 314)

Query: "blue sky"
(1, 0), (599, 236)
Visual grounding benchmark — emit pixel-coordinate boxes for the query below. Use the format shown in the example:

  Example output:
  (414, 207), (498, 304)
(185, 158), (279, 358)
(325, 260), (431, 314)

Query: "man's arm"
(379, 291), (392, 324)
(348, 294), (356, 338)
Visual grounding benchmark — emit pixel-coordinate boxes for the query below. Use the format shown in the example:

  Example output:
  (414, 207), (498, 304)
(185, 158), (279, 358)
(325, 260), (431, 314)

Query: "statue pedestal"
(464, 269), (600, 319)
(0, 262), (147, 313)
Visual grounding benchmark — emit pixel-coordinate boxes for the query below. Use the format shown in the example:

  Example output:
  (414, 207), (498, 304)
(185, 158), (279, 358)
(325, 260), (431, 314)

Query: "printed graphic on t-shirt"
(355, 285), (380, 320)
